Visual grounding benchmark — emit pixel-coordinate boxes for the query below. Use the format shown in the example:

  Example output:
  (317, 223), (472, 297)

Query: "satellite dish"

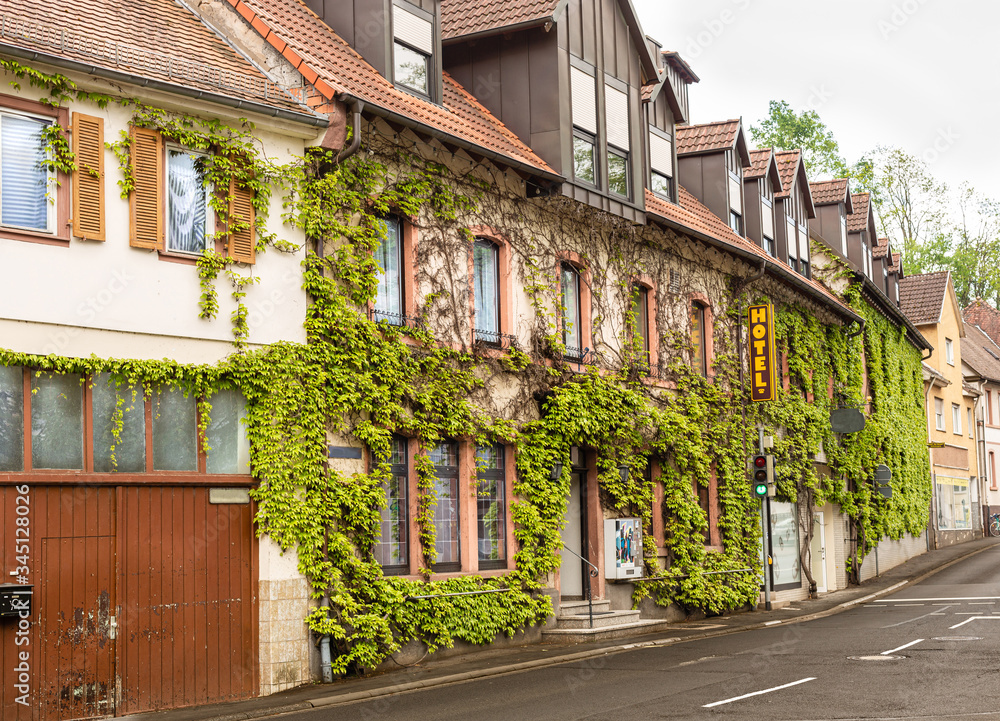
(831, 408), (866, 434)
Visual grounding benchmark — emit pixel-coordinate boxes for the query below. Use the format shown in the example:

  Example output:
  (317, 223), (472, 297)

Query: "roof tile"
(744, 149), (772, 181)
(960, 323), (1000, 383)
(847, 193), (871, 233)
(232, 0), (555, 176)
(676, 120), (740, 155)
(965, 301), (1000, 348)
(810, 178), (850, 206)
(441, 0), (560, 40)
(899, 271), (950, 325)
(774, 150), (801, 200)
(873, 237), (890, 259)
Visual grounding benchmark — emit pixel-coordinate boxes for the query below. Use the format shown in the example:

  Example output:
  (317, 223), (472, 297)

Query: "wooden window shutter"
(129, 126), (163, 249)
(228, 177), (256, 264)
(72, 113), (105, 241)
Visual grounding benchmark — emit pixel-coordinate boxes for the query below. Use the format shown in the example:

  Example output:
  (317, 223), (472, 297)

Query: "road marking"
(954, 612), (980, 615)
(950, 616), (1000, 629)
(884, 606), (953, 628)
(881, 638), (923, 655)
(844, 580), (908, 606)
(702, 677), (816, 708)
(968, 602), (996, 605)
(893, 603), (924, 607)
(764, 620), (782, 626)
(932, 603), (955, 606)
(875, 596), (1000, 602)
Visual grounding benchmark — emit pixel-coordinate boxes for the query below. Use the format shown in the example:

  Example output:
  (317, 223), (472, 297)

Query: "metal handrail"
(561, 545), (599, 628)
(404, 588), (513, 602)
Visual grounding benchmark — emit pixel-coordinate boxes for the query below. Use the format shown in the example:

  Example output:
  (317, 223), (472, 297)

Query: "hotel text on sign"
(748, 304), (776, 402)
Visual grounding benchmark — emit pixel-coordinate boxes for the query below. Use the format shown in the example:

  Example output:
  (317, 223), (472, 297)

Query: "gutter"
(441, 18), (554, 45)
(649, 212), (864, 326)
(341, 92), (564, 185)
(0, 42), (329, 128)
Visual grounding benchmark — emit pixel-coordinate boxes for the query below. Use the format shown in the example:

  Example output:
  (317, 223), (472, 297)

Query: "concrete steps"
(542, 599), (677, 643)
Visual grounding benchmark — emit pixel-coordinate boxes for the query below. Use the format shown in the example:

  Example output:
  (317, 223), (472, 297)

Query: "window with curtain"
(473, 239), (500, 342)
(632, 284), (649, 366)
(374, 216), (404, 324)
(166, 148), (209, 254)
(476, 444), (506, 570)
(1, 112), (53, 232)
(561, 263), (583, 359)
(375, 435), (410, 574)
(429, 441), (460, 570)
(691, 301), (707, 376)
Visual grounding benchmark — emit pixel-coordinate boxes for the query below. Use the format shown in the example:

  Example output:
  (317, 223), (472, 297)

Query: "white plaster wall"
(859, 531), (927, 582)
(0, 67), (318, 362)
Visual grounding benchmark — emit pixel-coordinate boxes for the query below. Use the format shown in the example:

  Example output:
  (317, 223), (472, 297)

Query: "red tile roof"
(961, 323), (1000, 383)
(745, 149), (772, 181)
(645, 188), (857, 319)
(0, 3), (313, 114)
(899, 271), (950, 325)
(890, 252), (902, 273)
(810, 178), (850, 206)
(774, 150), (801, 200)
(440, 0), (559, 39)
(676, 120), (741, 155)
(873, 237), (890, 259)
(226, 0), (556, 177)
(965, 300), (1000, 348)
(847, 193), (871, 232)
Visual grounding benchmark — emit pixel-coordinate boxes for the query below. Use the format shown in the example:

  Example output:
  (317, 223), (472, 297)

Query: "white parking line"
(703, 677), (816, 708)
(950, 616), (1000, 630)
(884, 606), (953, 628)
(968, 602), (996, 605)
(881, 639), (924, 655)
(875, 596), (1000, 602)
(893, 604), (924, 607)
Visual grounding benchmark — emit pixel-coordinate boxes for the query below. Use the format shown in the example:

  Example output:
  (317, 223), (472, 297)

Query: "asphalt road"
(291, 545), (1000, 720)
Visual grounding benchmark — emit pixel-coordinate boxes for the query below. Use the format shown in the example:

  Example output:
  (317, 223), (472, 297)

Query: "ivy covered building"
(0, 0), (939, 716)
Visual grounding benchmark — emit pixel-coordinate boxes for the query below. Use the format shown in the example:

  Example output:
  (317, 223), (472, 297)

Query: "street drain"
(848, 655), (904, 661)
(932, 636), (982, 642)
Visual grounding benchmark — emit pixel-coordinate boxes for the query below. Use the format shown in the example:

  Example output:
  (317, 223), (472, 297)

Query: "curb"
(145, 540), (998, 718)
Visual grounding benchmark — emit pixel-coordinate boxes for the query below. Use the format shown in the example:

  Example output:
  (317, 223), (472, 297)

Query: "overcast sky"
(632, 0), (1000, 200)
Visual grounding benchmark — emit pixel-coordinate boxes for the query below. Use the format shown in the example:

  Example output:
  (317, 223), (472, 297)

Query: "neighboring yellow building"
(900, 271), (981, 545)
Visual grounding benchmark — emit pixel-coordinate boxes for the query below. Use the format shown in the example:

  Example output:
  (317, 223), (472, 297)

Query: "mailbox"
(0, 584), (32, 618)
(604, 518), (643, 580)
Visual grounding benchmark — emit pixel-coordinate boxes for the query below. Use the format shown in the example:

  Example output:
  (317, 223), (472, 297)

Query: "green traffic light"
(754, 483), (768, 498)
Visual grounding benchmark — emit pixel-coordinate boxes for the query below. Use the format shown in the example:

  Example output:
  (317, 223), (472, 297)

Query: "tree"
(748, 100), (849, 178)
(951, 186), (1000, 307)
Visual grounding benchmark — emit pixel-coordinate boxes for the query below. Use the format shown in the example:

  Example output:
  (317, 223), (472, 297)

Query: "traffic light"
(751, 454), (774, 499)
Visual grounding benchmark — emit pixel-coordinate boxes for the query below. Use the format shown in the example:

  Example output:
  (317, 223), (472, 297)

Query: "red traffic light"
(753, 456), (767, 468)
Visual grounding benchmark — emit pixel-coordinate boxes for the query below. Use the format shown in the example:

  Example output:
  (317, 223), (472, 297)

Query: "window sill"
(0, 226), (69, 247)
(157, 250), (203, 266)
(0, 471), (253, 485)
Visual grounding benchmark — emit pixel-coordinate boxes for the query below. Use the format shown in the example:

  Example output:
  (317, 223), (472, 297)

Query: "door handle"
(108, 615), (117, 641)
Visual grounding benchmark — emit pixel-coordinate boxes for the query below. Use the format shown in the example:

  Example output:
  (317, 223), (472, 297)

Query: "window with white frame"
(393, 3), (434, 97)
(839, 205), (848, 255)
(761, 181), (775, 257)
(935, 397), (945, 431)
(605, 82), (630, 199)
(0, 110), (55, 233)
(165, 147), (210, 254)
(945, 338), (954, 365)
(936, 476), (971, 530)
(649, 127), (674, 200)
(571, 65), (598, 187)
(953, 403), (962, 435)
(728, 174), (743, 235)
(968, 407), (974, 438)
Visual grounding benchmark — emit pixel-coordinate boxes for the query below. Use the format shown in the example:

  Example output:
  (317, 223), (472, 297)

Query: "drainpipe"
(319, 629), (333, 683)
(315, 97), (364, 261)
(925, 376), (939, 550)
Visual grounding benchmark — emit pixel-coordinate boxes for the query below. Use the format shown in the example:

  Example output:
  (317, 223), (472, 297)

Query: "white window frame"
(935, 397), (945, 431)
(0, 108), (57, 234)
(945, 338), (955, 366)
(164, 143), (213, 256)
(953, 403), (962, 435)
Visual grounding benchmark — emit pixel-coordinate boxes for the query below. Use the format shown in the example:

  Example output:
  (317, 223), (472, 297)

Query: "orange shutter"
(71, 113), (105, 241)
(227, 177), (256, 264)
(129, 126), (163, 250)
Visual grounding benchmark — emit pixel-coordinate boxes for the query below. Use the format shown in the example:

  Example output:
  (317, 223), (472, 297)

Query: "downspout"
(925, 376), (939, 550)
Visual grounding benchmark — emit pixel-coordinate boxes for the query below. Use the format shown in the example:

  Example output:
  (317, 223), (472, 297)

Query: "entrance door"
(38, 535), (117, 721)
(559, 471), (585, 598)
(811, 513), (827, 593)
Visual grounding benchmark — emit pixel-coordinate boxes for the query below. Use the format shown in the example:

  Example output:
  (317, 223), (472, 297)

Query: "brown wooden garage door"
(0, 485), (257, 720)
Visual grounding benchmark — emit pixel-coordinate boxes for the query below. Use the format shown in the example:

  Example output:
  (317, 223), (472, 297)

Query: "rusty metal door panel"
(118, 487), (256, 715)
(38, 536), (116, 720)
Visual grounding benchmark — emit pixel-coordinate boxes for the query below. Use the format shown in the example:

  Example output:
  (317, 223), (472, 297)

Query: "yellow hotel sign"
(749, 304), (776, 402)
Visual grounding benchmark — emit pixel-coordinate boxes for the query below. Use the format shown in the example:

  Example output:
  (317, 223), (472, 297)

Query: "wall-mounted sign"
(928, 441), (945, 448)
(831, 408), (866, 434)
(748, 304), (776, 402)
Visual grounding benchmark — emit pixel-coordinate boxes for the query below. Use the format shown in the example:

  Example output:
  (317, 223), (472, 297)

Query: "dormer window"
(571, 64), (598, 187)
(839, 205), (848, 256)
(393, 3), (434, 98)
(761, 180), (775, 257)
(649, 126), (674, 200)
(605, 81), (631, 200)
(728, 174), (743, 235)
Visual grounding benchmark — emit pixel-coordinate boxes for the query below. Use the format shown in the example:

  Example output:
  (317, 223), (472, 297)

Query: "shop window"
(768, 500), (801, 589)
(375, 435), (410, 575)
(430, 441), (461, 571)
(476, 444), (507, 570)
(31, 372), (84, 470)
(152, 386), (199, 472)
(936, 476), (971, 530)
(0, 365), (24, 471)
(92, 373), (146, 473)
(206, 388), (251, 474)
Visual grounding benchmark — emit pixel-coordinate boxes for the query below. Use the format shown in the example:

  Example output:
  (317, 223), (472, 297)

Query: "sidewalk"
(122, 536), (1000, 721)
